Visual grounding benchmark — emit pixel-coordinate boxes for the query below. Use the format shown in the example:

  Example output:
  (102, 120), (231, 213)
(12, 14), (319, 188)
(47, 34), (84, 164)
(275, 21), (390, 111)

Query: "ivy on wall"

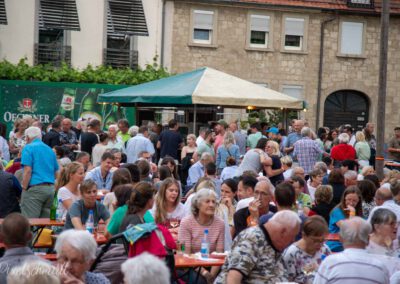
(0, 58), (170, 85)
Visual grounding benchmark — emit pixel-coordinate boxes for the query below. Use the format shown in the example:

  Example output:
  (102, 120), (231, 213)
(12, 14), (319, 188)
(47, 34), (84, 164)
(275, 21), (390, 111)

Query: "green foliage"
(0, 58), (170, 85)
(241, 109), (298, 129)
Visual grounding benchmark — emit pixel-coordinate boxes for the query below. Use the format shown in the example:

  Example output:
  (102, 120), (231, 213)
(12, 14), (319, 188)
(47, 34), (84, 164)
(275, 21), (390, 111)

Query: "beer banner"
(0, 80), (134, 137)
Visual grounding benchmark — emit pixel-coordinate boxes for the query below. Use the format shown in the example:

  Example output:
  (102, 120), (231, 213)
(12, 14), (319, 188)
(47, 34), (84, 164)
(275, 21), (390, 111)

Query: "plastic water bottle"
(56, 199), (64, 222)
(297, 201), (303, 216)
(200, 229), (210, 258)
(86, 210), (94, 234)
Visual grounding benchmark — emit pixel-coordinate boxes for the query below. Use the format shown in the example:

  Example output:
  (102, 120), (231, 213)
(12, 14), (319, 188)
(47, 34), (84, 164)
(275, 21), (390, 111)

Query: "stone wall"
(169, 1), (400, 140)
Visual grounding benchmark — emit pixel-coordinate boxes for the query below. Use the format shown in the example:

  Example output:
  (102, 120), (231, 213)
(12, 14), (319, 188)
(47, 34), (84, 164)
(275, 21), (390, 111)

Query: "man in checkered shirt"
(293, 127), (325, 175)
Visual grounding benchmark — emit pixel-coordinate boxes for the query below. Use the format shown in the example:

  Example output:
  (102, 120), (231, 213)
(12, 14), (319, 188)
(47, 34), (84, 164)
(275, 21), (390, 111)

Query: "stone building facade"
(164, 0), (400, 138)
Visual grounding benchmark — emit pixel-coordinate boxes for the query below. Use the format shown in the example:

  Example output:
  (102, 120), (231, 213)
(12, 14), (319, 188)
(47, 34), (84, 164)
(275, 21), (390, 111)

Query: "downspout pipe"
(160, 0), (166, 68)
(316, 16), (335, 129)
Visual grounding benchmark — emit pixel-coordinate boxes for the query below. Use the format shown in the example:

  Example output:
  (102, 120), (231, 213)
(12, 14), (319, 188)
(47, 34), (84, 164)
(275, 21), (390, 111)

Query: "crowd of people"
(1, 114), (400, 283)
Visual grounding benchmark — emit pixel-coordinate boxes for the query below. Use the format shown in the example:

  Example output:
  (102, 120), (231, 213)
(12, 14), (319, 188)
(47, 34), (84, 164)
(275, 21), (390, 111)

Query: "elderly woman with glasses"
(367, 208), (399, 257)
(55, 229), (110, 284)
(282, 216), (331, 284)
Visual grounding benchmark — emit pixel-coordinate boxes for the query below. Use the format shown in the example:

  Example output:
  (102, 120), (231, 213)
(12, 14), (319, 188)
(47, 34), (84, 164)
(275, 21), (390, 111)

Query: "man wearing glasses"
(233, 180), (276, 238)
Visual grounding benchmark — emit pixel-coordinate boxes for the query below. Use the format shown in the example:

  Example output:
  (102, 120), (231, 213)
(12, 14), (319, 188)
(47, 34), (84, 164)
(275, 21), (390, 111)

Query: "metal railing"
(34, 43), (71, 66)
(103, 48), (138, 69)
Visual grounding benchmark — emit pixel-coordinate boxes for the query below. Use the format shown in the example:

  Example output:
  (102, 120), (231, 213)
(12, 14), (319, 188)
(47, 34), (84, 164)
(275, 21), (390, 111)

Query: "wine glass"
(169, 218), (179, 229)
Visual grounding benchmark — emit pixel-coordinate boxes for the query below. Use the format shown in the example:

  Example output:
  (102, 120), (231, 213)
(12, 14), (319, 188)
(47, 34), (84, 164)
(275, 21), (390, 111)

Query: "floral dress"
(282, 243), (331, 284)
(10, 134), (25, 158)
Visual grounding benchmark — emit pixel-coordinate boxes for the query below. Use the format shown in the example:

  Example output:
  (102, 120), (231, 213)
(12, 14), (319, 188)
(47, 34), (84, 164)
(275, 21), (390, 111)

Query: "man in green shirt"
(117, 119), (131, 144)
(196, 129), (215, 159)
(247, 123), (263, 150)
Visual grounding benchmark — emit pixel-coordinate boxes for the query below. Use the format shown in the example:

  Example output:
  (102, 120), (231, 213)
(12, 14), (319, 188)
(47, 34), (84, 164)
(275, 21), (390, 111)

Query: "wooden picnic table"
(325, 233), (340, 242)
(174, 254), (225, 268)
(0, 218), (65, 227)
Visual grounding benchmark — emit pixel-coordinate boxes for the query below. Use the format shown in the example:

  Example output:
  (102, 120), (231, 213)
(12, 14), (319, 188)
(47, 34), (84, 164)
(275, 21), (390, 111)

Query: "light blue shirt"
(216, 144), (240, 169)
(285, 132), (302, 158)
(21, 138), (58, 186)
(187, 161), (204, 186)
(85, 166), (113, 190)
(125, 134), (155, 163)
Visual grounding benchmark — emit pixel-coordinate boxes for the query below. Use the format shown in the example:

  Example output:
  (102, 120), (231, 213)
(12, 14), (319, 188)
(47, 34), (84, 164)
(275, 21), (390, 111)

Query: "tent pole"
(193, 104), (197, 135)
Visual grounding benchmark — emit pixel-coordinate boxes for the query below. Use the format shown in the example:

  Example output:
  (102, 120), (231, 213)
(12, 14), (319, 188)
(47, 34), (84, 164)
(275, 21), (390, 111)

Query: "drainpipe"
(160, 0), (166, 68)
(316, 16), (336, 129)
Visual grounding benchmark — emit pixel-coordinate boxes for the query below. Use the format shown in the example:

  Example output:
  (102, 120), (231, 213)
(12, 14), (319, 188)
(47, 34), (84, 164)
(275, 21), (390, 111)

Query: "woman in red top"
(330, 133), (356, 164)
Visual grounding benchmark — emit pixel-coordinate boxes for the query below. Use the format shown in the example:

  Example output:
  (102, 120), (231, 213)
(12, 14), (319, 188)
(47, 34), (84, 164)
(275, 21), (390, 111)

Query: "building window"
(284, 17), (305, 50)
(340, 21), (364, 55)
(249, 15), (270, 48)
(282, 85), (304, 100)
(193, 10), (214, 44)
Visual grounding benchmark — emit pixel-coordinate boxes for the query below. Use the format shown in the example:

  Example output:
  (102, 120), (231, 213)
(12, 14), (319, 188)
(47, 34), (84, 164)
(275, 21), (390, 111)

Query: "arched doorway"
(323, 90), (369, 131)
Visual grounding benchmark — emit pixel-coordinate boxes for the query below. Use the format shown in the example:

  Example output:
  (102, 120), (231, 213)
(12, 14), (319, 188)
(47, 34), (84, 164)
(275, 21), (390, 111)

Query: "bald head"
(375, 187), (393, 206)
(62, 118), (72, 132)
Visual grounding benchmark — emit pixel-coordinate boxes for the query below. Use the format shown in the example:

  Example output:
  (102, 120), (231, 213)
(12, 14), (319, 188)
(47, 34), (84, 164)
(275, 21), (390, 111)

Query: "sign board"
(0, 80), (135, 137)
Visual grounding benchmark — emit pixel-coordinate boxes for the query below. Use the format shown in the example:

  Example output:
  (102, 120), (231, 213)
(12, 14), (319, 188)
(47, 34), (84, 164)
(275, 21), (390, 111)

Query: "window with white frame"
(340, 21), (364, 55)
(282, 85), (304, 100)
(193, 10), (214, 44)
(249, 15), (270, 48)
(284, 17), (305, 50)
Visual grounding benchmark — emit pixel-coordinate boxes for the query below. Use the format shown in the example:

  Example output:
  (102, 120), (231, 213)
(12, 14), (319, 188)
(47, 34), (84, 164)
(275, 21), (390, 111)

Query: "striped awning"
(39, 0), (80, 31)
(0, 0), (7, 25)
(108, 0), (148, 36)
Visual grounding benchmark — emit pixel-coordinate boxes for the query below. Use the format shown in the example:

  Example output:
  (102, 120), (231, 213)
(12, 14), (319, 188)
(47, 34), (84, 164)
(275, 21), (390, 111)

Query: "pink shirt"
(214, 134), (224, 153)
(178, 214), (225, 254)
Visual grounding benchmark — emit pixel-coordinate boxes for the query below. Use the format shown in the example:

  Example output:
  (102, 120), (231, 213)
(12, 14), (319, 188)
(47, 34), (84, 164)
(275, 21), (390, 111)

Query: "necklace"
(196, 216), (214, 226)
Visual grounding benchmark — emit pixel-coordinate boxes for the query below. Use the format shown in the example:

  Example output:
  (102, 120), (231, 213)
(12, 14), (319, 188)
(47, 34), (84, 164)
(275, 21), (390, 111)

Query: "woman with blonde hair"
(56, 162), (84, 220)
(264, 140), (284, 186)
(9, 118), (28, 158)
(181, 134), (197, 184)
(355, 131), (371, 168)
(216, 131), (240, 174)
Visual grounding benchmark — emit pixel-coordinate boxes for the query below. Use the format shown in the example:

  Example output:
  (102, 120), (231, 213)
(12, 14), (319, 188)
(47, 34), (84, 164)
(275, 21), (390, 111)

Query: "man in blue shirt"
(21, 126), (59, 218)
(186, 152), (213, 189)
(126, 126), (155, 163)
(284, 119), (304, 159)
(85, 152), (114, 191)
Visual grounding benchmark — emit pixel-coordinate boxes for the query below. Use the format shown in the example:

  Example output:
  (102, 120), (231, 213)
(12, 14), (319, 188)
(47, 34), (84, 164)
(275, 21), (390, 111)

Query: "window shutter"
(285, 17), (304, 36)
(341, 22), (363, 55)
(194, 10), (213, 30)
(250, 15), (269, 32)
(282, 85), (304, 100)
(108, 0), (148, 36)
(0, 0), (7, 25)
(39, 0), (80, 31)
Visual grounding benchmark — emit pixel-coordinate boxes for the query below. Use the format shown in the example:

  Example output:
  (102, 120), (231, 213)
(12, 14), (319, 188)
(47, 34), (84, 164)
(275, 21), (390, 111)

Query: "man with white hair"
(233, 180), (276, 238)
(330, 133), (356, 165)
(186, 152), (213, 188)
(121, 252), (170, 284)
(368, 187), (400, 237)
(107, 124), (123, 150)
(284, 119), (304, 158)
(55, 229), (110, 283)
(293, 127), (325, 174)
(215, 210), (301, 284)
(20, 126), (59, 218)
(314, 217), (390, 283)
(344, 170), (358, 187)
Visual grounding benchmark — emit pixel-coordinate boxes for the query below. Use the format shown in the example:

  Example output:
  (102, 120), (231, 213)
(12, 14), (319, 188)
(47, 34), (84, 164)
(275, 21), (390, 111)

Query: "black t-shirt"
(158, 130), (183, 160)
(43, 129), (61, 148)
(311, 202), (334, 224)
(269, 155), (284, 186)
(233, 204), (277, 239)
(80, 132), (99, 156)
